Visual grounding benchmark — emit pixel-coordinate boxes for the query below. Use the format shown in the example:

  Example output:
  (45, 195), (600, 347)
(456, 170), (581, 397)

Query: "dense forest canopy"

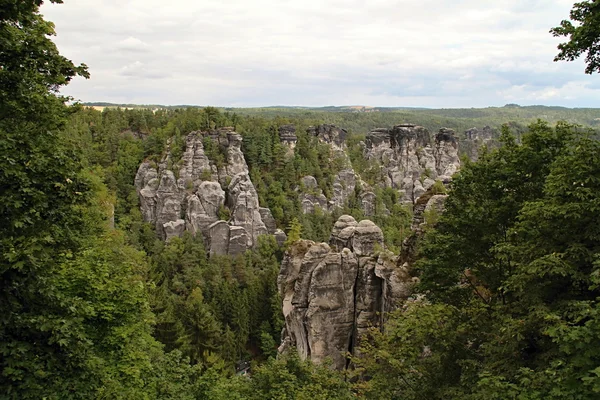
(2, 1), (600, 399)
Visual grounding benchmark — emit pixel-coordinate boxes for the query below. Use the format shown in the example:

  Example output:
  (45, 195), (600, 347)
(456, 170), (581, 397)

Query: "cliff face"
(464, 125), (495, 160)
(291, 123), (461, 215)
(134, 127), (284, 255)
(135, 122), (470, 252)
(297, 124), (370, 215)
(364, 124), (460, 203)
(277, 215), (414, 370)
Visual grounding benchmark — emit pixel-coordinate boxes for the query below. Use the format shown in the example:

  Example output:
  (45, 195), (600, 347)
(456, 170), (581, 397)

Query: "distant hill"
(81, 102), (600, 134)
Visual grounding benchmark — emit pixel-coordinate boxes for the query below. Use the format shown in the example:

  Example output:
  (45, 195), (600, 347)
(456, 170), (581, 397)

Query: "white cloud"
(40, 0), (599, 107)
(117, 37), (150, 52)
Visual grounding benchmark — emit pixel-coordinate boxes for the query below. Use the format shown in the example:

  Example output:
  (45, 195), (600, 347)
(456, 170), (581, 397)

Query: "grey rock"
(299, 176), (328, 214)
(329, 215), (358, 251)
(279, 124), (298, 144)
(363, 124), (460, 203)
(292, 243), (331, 308)
(259, 207), (277, 234)
(331, 169), (357, 210)
(135, 161), (158, 193)
(228, 173), (268, 246)
(228, 226), (249, 256)
(306, 250), (358, 369)
(186, 181), (226, 237)
(301, 175), (319, 189)
(360, 192), (377, 217)
(352, 220), (384, 256)
(163, 219), (185, 241)
(135, 129), (275, 254)
(464, 126), (495, 161)
(274, 229), (287, 247)
(209, 220), (230, 256)
(307, 124), (348, 151)
(279, 216), (413, 370)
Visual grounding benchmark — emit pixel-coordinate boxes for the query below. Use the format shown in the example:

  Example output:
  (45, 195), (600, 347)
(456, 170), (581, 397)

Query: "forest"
(2, 1), (600, 399)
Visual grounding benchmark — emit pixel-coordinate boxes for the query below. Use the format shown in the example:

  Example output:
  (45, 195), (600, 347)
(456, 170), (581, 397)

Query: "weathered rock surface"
(282, 123), (460, 217)
(135, 128), (276, 255)
(364, 124), (460, 203)
(299, 175), (329, 213)
(278, 216), (413, 370)
(279, 124), (298, 149)
(464, 126), (496, 160)
(307, 124), (348, 151)
(287, 125), (367, 215)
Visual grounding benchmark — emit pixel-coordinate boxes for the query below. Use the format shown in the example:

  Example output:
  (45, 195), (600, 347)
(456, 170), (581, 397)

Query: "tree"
(0, 2), (164, 398)
(551, 0), (600, 74)
(359, 121), (600, 399)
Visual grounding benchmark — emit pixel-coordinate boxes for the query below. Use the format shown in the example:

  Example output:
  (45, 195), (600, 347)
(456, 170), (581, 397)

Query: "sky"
(41, 0), (599, 108)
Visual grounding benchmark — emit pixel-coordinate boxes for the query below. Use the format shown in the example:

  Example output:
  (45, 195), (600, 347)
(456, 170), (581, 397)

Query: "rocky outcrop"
(464, 126), (495, 160)
(279, 124), (297, 158)
(307, 124), (348, 152)
(299, 175), (328, 213)
(278, 216), (413, 370)
(135, 128), (276, 255)
(279, 124), (298, 148)
(364, 124), (460, 203)
(287, 124), (367, 215)
(331, 169), (358, 210)
(283, 123), (460, 216)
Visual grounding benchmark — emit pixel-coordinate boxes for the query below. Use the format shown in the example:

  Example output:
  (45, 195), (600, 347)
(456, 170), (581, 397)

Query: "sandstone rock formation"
(282, 123), (460, 216)
(364, 124), (460, 203)
(307, 124), (348, 152)
(135, 128), (277, 255)
(279, 124), (297, 158)
(285, 124), (366, 215)
(279, 124), (298, 147)
(464, 125), (495, 160)
(278, 216), (413, 370)
(299, 175), (328, 214)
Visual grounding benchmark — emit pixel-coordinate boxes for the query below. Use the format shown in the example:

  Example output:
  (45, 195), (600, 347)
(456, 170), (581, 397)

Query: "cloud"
(41, 0), (600, 107)
(119, 61), (169, 79)
(117, 37), (150, 52)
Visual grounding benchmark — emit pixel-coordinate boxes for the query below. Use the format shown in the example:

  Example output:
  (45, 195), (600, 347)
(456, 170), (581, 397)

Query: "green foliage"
(285, 218), (303, 247)
(149, 233), (283, 368)
(423, 206), (441, 226)
(217, 204), (231, 221)
(232, 352), (353, 400)
(360, 121), (600, 399)
(430, 179), (447, 195)
(5, 5), (600, 394)
(202, 135), (227, 168)
(551, 0), (600, 74)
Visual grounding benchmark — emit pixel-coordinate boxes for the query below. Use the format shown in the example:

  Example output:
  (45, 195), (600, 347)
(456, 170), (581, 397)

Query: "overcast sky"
(41, 0), (598, 108)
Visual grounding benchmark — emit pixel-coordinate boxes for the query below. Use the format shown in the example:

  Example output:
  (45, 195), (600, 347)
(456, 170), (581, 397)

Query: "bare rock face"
(464, 126), (496, 161)
(208, 221), (230, 256)
(279, 124), (298, 149)
(186, 181), (225, 236)
(135, 128), (276, 255)
(307, 124), (348, 151)
(290, 125), (369, 215)
(163, 219), (185, 241)
(259, 207), (277, 234)
(299, 175), (329, 214)
(278, 215), (413, 370)
(364, 124), (460, 203)
(288, 123), (459, 217)
(274, 229), (287, 246)
(331, 169), (357, 210)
